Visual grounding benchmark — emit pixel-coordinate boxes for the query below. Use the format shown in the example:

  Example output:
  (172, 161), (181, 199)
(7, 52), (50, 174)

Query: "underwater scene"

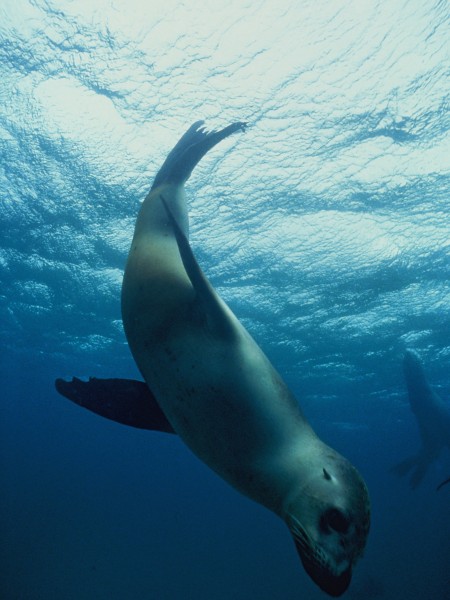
(1, 1), (449, 598)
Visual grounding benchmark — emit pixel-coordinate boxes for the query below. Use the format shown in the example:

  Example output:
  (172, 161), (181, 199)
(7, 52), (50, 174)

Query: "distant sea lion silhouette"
(56, 121), (370, 597)
(392, 349), (450, 489)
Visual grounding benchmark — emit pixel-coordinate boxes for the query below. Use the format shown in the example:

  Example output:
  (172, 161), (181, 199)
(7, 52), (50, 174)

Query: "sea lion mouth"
(298, 549), (352, 597)
(291, 521), (352, 597)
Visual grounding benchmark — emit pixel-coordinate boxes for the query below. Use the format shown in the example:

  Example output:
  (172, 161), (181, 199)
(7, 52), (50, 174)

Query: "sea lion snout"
(294, 540), (352, 597)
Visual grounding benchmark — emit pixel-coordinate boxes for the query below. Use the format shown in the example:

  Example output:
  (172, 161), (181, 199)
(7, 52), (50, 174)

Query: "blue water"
(1, 1), (449, 598)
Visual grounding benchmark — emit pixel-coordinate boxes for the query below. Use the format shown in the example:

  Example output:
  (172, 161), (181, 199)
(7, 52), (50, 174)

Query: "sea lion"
(56, 121), (370, 597)
(393, 349), (450, 489)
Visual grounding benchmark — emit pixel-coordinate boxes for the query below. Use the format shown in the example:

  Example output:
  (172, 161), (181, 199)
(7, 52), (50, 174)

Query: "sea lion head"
(282, 445), (370, 597)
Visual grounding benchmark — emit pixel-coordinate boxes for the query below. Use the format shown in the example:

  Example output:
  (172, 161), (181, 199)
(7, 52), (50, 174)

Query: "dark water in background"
(1, 1), (449, 598)
(1, 343), (449, 599)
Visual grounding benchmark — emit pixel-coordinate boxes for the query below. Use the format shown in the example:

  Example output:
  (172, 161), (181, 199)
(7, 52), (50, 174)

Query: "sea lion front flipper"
(55, 377), (175, 433)
(391, 455), (418, 478)
(437, 477), (450, 491)
(391, 454), (431, 489)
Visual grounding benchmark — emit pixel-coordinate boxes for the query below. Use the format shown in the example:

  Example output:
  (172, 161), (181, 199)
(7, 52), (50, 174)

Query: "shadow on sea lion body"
(56, 121), (370, 596)
(392, 350), (450, 489)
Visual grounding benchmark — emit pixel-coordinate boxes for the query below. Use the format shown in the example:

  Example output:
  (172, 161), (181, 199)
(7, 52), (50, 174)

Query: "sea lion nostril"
(321, 508), (350, 534)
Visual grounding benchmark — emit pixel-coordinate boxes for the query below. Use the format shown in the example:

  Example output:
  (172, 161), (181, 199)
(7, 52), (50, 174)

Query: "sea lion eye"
(321, 508), (350, 534)
(323, 468), (332, 480)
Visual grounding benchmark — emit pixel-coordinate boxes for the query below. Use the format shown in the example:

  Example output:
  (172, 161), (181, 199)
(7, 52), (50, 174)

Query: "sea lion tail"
(151, 120), (247, 191)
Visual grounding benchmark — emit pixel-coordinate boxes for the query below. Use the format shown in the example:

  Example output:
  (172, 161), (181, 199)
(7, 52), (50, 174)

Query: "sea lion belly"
(123, 223), (310, 510)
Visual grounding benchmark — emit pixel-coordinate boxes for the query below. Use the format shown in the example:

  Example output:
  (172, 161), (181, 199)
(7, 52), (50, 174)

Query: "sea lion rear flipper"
(55, 377), (175, 433)
(161, 195), (236, 339)
(151, 121), (246, 190)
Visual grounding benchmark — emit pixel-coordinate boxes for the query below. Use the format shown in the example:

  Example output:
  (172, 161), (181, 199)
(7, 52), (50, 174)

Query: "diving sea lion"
(56, 121), (370, 597)
(393, 349), (450, 489)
